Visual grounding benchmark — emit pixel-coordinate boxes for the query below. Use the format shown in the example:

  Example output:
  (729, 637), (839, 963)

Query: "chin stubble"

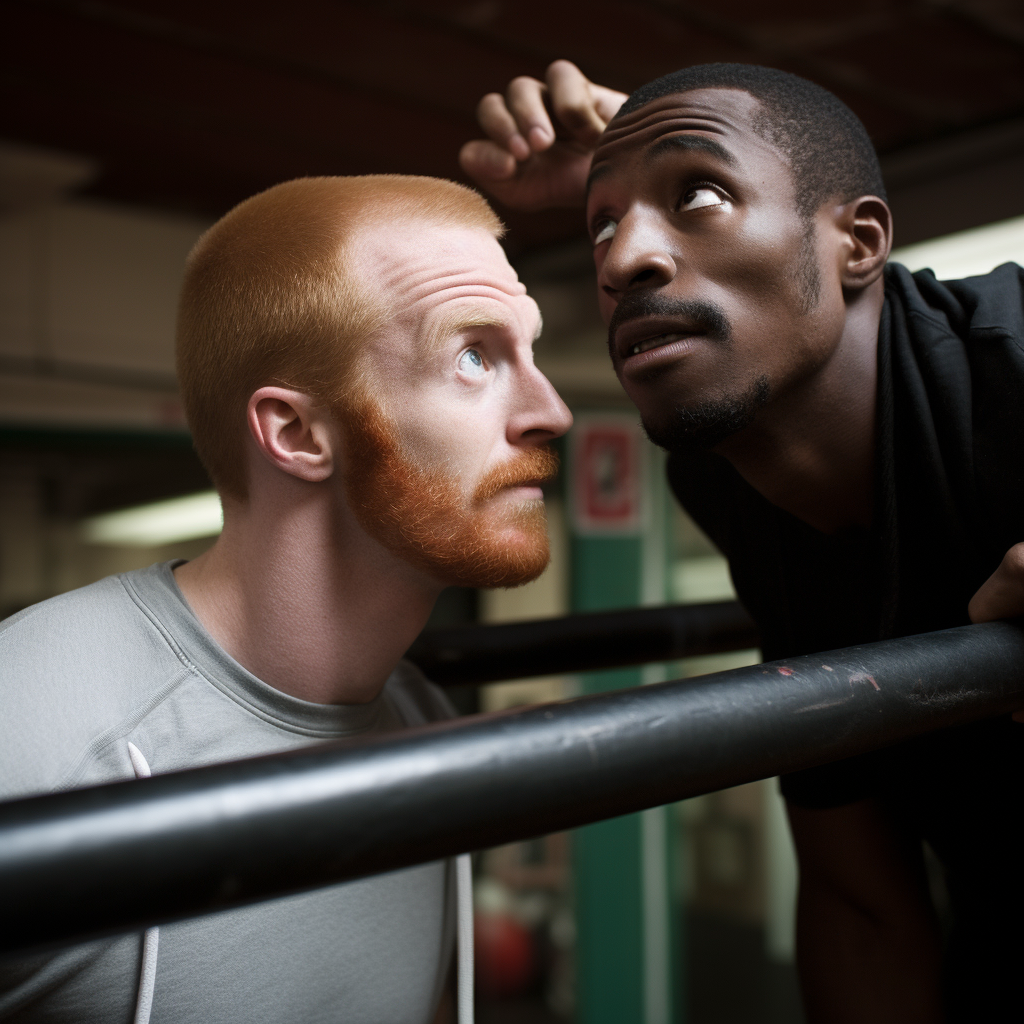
(642, 373), (771, 453)
(607, 291), (770, 452)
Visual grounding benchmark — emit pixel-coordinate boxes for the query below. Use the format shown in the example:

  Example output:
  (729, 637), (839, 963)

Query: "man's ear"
(835, 195), (892, 292)
(247, 387), (335, 483)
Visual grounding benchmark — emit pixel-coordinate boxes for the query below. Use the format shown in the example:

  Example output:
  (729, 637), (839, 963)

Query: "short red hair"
(176, 175), (503, 501)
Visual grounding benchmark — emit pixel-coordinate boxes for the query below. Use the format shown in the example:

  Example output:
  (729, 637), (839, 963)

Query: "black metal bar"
(2, 620), (1023, 956)
(405, 600), (760, 685)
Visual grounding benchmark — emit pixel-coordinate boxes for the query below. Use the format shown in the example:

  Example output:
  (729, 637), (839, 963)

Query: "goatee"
(643, 374), (771, 453)
(607, 292), (769, 451)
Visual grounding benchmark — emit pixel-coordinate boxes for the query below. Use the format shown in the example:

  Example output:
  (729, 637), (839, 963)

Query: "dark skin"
(587, 88), (886, 535)
(462, 60), (1024, 1022)
(464, 70), (887, 536)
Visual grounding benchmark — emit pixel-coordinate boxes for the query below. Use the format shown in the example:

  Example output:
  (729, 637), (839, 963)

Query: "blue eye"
(458, 348), (487, 377)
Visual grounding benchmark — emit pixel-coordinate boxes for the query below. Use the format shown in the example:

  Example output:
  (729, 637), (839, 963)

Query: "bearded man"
(461, 61), (1024, 1023)
(0, 175), (572, 1024)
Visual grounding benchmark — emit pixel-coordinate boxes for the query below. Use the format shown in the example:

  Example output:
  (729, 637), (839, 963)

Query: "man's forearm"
(796, 875), (944, 1024)
(787, 799), (945, 1024)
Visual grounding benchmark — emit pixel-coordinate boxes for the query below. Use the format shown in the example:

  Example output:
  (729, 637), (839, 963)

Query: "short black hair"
(616, 64), (886, 219)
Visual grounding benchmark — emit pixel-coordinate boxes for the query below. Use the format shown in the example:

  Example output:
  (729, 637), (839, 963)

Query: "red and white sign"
(571, 416), (645, 535)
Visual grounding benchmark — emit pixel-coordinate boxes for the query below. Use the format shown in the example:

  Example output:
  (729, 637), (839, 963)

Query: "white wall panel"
(47, 202), (208, 374)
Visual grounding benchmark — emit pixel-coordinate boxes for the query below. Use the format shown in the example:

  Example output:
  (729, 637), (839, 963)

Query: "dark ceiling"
(3, 0), (1024, 254)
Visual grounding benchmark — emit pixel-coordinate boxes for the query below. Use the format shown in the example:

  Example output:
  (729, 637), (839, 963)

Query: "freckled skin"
(589, 90), (849, 438)
(351, 220), (567, 504)
(342, 220), (572, 588)
(175, 212), (572, 704)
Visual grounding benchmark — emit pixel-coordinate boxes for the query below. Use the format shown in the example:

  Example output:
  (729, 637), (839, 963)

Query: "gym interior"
(2, 4), (1023, 1022)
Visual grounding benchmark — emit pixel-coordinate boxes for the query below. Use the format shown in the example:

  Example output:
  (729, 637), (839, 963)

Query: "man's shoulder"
(938, 261), (1024, 331)
(0, 564), (185, 673)
(4, 569), (129, 629)
(3, 571), (138, 669)
(0, 564), (194, 798)
(887, 261), (1024, 353)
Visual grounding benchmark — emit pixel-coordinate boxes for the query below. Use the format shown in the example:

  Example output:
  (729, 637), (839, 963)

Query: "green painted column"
(573, 537), (645, 1024)
(568, 414), (683, 1024)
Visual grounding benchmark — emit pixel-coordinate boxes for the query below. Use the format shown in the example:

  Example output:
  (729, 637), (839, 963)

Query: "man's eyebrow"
(585, 162), (612, 198)
(648, 133), (737, 166)
(586, 133), (737, 199)
(423, 309), (509, 354)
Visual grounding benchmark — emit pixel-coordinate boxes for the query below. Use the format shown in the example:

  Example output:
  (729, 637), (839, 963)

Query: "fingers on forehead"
(505, 75), (551, 129)
(477, 92), (524, 146)
(545, 62), (606, 140)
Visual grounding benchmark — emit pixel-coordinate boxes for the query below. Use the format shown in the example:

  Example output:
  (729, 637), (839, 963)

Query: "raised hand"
(969, 542), (1024, 623)
(968, 541), (1024, 721)
(459, 60), (627, 212)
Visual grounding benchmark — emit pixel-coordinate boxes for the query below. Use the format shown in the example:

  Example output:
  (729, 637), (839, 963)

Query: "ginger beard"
(340, 398), (557, 589)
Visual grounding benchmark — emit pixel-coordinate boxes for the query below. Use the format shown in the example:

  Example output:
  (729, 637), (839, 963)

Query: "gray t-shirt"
(0, 562), (456, 1023)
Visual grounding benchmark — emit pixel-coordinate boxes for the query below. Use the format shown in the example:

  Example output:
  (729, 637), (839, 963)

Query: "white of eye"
(593, 220), (617, 245)
(682, 187), (728, 211)
(458, 347), (487, 377)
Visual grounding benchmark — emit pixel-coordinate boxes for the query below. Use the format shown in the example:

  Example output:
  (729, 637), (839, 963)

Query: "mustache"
(607, 293), (733, 357)
(473, 445), (560, 503)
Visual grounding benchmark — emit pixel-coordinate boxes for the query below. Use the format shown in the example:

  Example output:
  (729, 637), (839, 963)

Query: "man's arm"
(969, 541), (1024, 720)
(788, 541), (1024, 1022)
(458, 60), (626, 211)
(787, 798), (945, 1024)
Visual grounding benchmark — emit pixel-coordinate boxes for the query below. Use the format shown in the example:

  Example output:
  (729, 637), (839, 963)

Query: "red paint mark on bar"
(778, 666), (793, 676)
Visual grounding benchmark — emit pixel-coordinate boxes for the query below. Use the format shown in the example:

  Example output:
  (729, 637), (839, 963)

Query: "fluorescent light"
(890, 213), (1024, 280)
(82, 490), (223, 547)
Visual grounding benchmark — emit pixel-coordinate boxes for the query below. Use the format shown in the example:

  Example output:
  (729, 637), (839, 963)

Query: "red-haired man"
(0, 175), (571, 1024)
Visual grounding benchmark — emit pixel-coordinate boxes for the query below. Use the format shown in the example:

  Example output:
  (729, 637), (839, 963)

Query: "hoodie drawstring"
(455, 853), (475, 1024)
(126, 745), (472, 1024)
(127, 743), (159, 1024)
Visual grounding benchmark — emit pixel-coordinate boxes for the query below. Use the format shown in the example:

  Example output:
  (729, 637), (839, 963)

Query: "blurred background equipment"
(3, 4), (1023, 1022)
